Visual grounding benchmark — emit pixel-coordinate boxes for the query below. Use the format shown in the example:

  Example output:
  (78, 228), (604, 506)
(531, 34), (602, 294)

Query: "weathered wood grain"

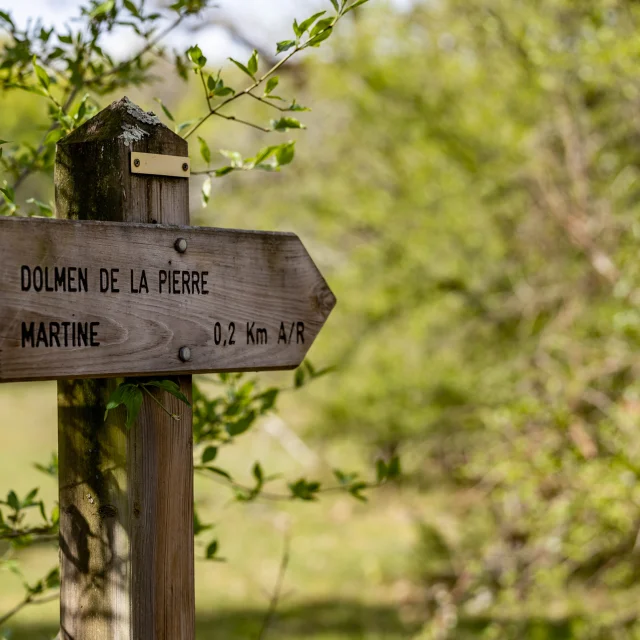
(56, 97), (195, 640)
(0, 217), (336, 382)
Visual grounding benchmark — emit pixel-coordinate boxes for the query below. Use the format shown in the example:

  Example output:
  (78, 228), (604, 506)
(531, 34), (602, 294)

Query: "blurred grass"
(0, 381), (421, 639)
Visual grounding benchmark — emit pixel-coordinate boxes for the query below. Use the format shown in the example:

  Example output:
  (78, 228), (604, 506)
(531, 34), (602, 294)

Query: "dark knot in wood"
(98, 504), (118, 519)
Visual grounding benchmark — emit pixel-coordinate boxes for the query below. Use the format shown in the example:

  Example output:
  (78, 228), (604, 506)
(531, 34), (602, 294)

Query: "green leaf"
(276, 40), (296, 54)
(202, 446), (217, 464)
(229, 57), (255, 80)
(104, 385), (130, 417)
(176, 120), (196, 135)
(123, 0), (139, 16)
(289, 479), (321, 501)
(0, 185), (14, 203)
(258, 388), (279, 412)
(198, 136), (211, 165)
(26, 198), (53, 217)
(254, 164), (279, 173)
(294, 367), (305, 388)
(276, 141), (296, 166)
(23, 488), (39, 506)
(153, 98), (175, 122)
(193, 510), (213, 536)
(74, 96), (89, 123)
(310, 17), (334, 37)
(387, 455), (401, 480)
(299, 11), (326, 34)
(265, 76), (279, 95)
(7, 490), (19, 511)
(143, 380), (191, 406)
(125, 388), (143, 430)
(213, 86), (235, 97)
(227, 410), (256, 437)
(200, 466), (232, 481)
(248, 50), (258, 76)
(104, 383), (144, 429)
(43, 129), (64, 145)
(253, 462), (264, 484)
(206, 539), (219, 559)
(187, 45), (206, 68)
(252, 145), (279, 165)
(376, 459), (387, 484)
(330, 0), (340, 11)
(344, 0), (370, 14)
(308, 27), (333, 47)
(271, 117), (306, 132)
(45, 567), (60, 590)
(201, 177), (212, 206)
(219, 149), (243, 168)
(334, 469), (358, 486)
(215, 166), (235, 177)
(90, 0), (115, 18)
(34, 453), (58, 478)
(349, 482), (369, 502)
(0, 11), (14, 26)
(32, 56), (50, 90)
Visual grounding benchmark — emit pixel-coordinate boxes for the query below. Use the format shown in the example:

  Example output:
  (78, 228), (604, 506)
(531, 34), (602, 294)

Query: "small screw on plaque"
(134, 158), (141, 167)
(174, 237), (187, 253)
(179, 346), (192, 363)
(182, 162), (189, 172)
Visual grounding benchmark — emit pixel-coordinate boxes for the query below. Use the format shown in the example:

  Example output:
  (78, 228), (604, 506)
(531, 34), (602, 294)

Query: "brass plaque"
(131, 152), (190, 178)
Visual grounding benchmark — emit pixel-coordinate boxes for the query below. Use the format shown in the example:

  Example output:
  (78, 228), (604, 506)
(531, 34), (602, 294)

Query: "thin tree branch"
(212, 112), (271, 132)
(141, 385), (180, 420)
(0, 592), (59, 628)
(185, 33), (312, 140)
(199, 70), (213, 111)
(257, 532), (291, 640)
(191, 17), (280, 68)
(8, 13), (186, 197)
(0, 526), (57, 541)
(194, 466), (383, 501)
(88, 15), (185, 85)
(247, 93), (291, 112)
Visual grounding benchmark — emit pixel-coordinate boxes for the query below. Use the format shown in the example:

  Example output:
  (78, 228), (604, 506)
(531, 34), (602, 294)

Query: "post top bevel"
(58, 96), (181, 147)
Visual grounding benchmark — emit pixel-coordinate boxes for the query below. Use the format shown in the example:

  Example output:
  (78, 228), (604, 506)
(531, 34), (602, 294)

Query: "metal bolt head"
(174, 237), (188, 253)
(179, 346), (192, 363)
(134, 158), (141, 167)
(182, 162), (189, 172)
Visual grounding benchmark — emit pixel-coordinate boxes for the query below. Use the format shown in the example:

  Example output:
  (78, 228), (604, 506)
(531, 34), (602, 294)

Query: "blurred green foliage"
(207, 0), (640, 637)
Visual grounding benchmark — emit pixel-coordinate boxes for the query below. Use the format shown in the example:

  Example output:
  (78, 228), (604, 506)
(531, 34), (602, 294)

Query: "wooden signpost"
(0, 218), (336, 382)
(0, 97), (336, 639)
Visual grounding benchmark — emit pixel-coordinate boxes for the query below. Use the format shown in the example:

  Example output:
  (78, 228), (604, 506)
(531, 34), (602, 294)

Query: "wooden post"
(55, 97), (195, 639)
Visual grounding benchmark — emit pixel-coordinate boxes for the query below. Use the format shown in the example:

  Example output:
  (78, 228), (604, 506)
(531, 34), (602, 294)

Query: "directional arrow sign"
(0, 217), (336, 382)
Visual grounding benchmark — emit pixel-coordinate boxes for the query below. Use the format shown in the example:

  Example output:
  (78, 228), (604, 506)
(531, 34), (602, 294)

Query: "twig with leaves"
(182, 0), (370, 188)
